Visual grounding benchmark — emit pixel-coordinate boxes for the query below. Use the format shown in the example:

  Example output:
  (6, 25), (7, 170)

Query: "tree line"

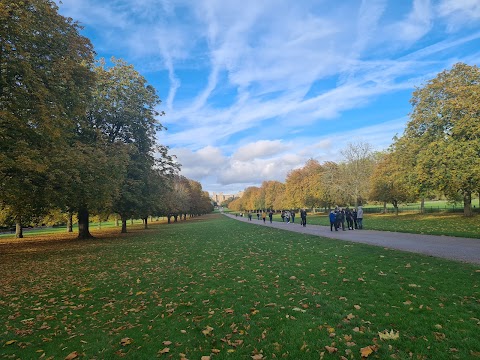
(229, 63), (480, 217)
(0, 0), (212, 238)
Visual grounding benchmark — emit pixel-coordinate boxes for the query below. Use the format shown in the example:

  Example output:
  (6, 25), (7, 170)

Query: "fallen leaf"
(360, 346), (373, 358)
(158, 348), (170, 355)
(64, 352), (78, 360)
(378, 329), (400, 340)
(120, 337), (132, 346)
(5, 340), (16, 346)
(325, 346), (337, 353)
(202, 326), (214, 336)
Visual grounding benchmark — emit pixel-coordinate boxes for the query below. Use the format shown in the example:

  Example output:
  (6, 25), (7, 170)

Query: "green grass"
(295, 212), (480, 239)
(0, 214), (479, 359)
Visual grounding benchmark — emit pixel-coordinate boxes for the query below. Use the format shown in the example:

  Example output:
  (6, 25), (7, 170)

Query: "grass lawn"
(270, 212), (480, 239)
(0, 214), (479, 359)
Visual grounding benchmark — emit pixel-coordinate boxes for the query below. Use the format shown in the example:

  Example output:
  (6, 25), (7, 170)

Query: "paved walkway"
(223, 213), (480, 264)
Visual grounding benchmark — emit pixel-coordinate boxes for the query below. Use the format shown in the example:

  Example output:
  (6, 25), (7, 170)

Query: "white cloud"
(437, 0), (480, 30)
(388, 0), (433, 43)
(232, 140), (284, 161)
(57, 0), (480, 194)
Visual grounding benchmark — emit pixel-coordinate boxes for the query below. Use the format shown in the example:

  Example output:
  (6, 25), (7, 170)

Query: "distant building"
(210, 191), (243, 204)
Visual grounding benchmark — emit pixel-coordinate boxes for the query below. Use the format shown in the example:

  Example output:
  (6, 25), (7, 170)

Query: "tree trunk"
(420, 198), (425, 214)
(463, 191), (473, 217)
(144, 217), (148, 229)
(15, 219), (23, 239)
(115, 214), (119, 227)
(174, 215), (178, 222)
(67, 212), (73, 232)
(121, 215), (128, 233)
(78, 207), (93, 239)
(383, 201), (387, 214)
(167, 215), (171, 224)
(131, 218), (134, 225)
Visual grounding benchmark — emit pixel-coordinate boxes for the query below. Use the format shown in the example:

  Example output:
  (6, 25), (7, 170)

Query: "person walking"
(281, 211), (285, 222)
(262, 211), (266, 223)
(268, 210), (273, 223)
(248, 212), (252, 221)
(357, 206), (364, 229)
(285, 210), (291, 223)
(345, 208), (354, 230)
(300, 209), (307, 227)
(352, 208), (358, 229)
(329, 210), (336, 231)
(291, 210), (295, 223)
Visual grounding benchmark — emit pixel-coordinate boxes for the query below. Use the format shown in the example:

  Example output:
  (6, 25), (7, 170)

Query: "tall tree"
(394, 63), (480, 216)
(340, 141), (375, 206)
(84, 58), (173, 234)
(369, 152), (413, 214)
(0, 0), (95, 237)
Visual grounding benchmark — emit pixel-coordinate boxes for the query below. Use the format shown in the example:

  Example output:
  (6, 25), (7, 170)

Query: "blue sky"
(57, 0), (480, 194)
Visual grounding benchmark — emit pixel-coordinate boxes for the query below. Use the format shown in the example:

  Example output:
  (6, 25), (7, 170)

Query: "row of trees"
(229, 63), (480, 217)
(0, 1), (212, 238)
(228, 143), (375, 213)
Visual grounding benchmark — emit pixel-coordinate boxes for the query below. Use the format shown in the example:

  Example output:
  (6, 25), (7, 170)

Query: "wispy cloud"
(58, 0), (480, 193)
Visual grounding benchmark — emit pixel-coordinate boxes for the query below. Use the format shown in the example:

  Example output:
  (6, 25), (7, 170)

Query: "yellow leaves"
(5, 340), (16, 345)
(79, 287), (93, 292)
(378, 329), (400, 340)
(354, 304), (361, 310)
(135, 291), (146, 296)
(224, 308), (234, 315)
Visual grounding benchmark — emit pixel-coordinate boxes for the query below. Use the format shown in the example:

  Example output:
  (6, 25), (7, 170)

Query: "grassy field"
(0, 214), (478, 359)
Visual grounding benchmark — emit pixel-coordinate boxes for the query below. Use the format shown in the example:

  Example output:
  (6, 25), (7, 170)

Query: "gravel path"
(223, 213), (480, 265)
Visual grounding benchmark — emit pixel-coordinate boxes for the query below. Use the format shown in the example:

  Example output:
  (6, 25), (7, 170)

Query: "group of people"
(329, 206), (364, 231)
(237, 209), (308, 227)
(280, 209), (307, 227)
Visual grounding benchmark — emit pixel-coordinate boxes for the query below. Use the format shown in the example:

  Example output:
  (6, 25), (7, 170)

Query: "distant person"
(352, 208), (358, 229)
(285, 210), (291, 223)
(291, 210), (295, 223)
(345, 208), (354, 230)
(300, 209), (307, 227)
(329, 210), (336, 231)
(248, 212), (252, 221)
(262, 211), (266, 223)
(257, 212), (260, 220)
(357, 206), (364, 229)
(281, 211), (285, 222)
(269, 210), (273, 223)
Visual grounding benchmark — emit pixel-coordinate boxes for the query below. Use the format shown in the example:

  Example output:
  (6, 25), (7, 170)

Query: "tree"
(340, 142), (375, 206)
(0, 0), (95, 237)
(369, 152), (413, 214)
(262, 181), (285, 210)
(394, 63), (480, 216)
(85, 58), (174, 234)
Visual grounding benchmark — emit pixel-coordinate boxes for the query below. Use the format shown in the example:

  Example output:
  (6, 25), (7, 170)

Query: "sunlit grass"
(0, 215), (479, 359)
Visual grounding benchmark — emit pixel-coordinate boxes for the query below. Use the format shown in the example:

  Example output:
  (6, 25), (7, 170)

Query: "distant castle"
(210, 191), (243, 204)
